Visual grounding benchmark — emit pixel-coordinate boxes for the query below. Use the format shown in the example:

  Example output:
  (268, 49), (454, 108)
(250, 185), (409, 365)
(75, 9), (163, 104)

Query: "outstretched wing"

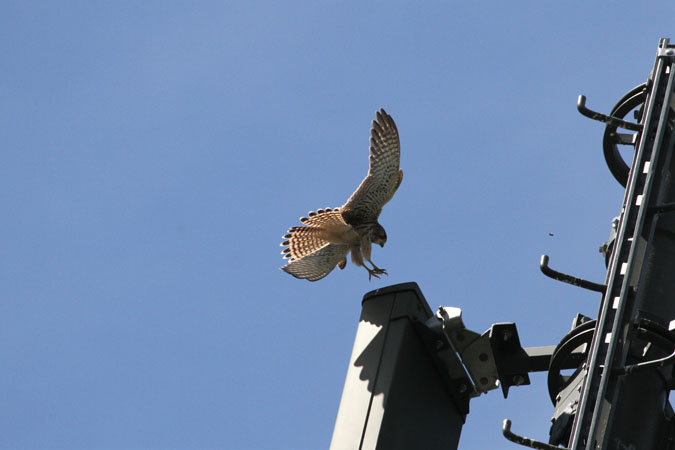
(280, 208), (348, 261)
(341, 108), (403, 224)
(281, 243), (350, 281)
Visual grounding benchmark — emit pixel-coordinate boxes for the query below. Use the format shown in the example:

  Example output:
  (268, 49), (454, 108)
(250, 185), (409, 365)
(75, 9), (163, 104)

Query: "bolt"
(512, 375), (525, 386)
(458, 383), (468, 393)
(502, 330), (512, 341)
(480, 377), (489, 385)
(479, 353), (488, 362)
(435, 340), (444, 350)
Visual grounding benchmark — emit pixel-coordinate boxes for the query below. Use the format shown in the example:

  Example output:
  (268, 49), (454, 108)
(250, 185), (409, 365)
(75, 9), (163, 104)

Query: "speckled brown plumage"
(281, 108), (403, 281)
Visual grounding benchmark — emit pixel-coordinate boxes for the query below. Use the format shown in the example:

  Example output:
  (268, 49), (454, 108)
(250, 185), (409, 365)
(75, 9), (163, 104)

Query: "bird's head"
(372, 224), (387, 247)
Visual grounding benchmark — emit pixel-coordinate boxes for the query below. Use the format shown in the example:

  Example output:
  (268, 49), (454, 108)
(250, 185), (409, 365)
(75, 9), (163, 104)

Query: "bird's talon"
(367, 269), (383, 281)
(367, 267), (387, 280)
(373, 266), (387, 275)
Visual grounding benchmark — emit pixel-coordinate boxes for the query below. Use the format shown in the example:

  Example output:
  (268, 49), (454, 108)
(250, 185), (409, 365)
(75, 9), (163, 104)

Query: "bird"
(280, 108), (403, 281)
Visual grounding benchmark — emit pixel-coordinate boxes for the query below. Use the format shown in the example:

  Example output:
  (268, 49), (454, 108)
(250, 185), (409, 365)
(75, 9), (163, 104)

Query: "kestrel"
(280, 108), (403, 281)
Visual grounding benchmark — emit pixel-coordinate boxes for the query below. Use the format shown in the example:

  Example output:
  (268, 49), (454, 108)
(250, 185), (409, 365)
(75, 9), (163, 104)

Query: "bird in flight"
(280, 108), (403, 281)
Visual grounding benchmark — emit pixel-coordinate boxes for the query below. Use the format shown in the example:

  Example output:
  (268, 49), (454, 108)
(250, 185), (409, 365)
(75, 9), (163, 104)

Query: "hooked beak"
(379, 242), (385, 248)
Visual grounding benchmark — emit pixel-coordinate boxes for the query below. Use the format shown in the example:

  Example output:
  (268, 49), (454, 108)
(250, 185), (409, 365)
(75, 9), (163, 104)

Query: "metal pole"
(330, 283), (469, 450)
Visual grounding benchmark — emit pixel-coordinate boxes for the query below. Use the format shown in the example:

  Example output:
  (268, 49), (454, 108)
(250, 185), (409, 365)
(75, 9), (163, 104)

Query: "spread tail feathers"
(280, 208), (345, 261)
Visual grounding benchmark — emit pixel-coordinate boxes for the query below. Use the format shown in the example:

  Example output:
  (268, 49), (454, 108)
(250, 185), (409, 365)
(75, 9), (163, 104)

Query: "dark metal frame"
(568, 38), (675, 450)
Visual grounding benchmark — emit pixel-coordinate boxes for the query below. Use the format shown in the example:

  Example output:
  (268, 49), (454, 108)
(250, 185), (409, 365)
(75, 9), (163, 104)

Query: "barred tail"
(280, 208), (343, 261)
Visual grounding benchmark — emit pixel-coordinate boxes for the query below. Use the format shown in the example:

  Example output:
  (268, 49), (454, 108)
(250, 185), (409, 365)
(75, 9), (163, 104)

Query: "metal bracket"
(614, 319), (675, 375)
(426, 308), (563, 398)
(540, 254), (606, 293)
(489, 323), (531, 398)
(657, 38), (675, 58)
(502, 419), (568, 450)
(427, 306), (499, 395)
(577, 95), (643, 131)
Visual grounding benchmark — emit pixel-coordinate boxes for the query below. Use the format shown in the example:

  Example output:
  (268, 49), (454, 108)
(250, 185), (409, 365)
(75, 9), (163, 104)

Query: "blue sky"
(1, 1), (673, 449)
